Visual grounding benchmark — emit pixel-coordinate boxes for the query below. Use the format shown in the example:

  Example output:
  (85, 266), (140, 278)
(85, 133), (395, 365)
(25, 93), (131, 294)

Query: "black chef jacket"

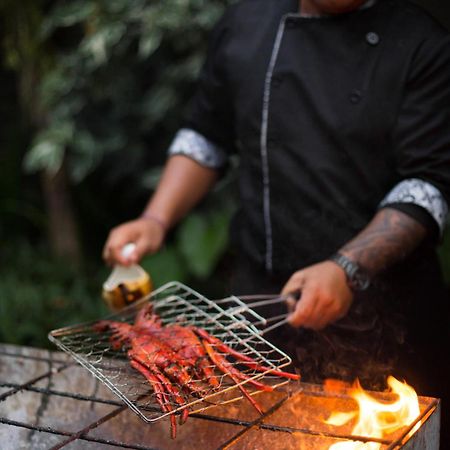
(184, 0), (450, 280)
(176, 2), (450, 440)
(176, 0), (450, 423)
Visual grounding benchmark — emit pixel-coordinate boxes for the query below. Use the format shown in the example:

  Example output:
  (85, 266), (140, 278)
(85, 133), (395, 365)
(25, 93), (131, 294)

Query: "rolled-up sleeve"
(380, 178), (448, 235)
(383, 35), (450, 236)
(168, 128), (228, 169)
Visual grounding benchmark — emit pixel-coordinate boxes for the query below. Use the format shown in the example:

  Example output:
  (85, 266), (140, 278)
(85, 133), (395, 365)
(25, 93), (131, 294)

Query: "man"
(104, 0), (450, 441)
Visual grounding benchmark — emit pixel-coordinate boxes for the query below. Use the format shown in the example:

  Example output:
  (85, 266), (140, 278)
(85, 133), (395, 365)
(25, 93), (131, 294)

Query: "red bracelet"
(140, 212), (168, 232)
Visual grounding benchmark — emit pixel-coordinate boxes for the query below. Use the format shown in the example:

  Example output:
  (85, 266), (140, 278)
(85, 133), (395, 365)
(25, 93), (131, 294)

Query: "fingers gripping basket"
(48, 282), (297, 423)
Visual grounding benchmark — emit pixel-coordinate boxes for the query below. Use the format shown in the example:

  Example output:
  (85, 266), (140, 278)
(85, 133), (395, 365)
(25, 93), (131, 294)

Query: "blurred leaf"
(81, 31), (108, 66)
(16, 0), (232, 185)
(24, 121), (74, 174)
(69, 129), (102, 181)
(138, 30), (163, 59)
(141, 85), (178, 124)
(39, 67), (77, 109)
(177, 209), (230, 279)
(141, 166), (163, 190)
(140, 246), (188, 287)
(41, 1), (97, 34)
(24, 139), (64, 174)
(79, 23), (128, 67)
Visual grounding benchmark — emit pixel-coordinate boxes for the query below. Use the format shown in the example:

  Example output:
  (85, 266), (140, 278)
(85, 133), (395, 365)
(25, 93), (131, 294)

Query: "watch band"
(329, 253), (370, 291)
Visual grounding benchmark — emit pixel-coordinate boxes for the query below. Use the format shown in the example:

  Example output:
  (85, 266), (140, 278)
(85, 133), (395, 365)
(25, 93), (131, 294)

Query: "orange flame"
(324, 376), (420, 449)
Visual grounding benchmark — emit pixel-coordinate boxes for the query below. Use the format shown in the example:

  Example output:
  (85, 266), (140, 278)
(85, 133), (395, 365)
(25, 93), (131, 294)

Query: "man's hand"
(103, 217), (165, 266)
(281, 261), (353, 330)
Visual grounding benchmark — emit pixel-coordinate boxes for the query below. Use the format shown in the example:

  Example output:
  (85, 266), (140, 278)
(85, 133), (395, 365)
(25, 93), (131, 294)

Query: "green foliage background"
(0, 0), (235, 348)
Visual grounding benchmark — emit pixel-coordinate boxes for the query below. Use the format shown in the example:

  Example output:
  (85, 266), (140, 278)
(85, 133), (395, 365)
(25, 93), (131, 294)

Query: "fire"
(324, 376), (420, 449)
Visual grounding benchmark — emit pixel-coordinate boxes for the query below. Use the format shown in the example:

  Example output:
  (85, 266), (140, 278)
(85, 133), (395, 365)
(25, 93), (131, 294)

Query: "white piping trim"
(260, 15), (289, 272)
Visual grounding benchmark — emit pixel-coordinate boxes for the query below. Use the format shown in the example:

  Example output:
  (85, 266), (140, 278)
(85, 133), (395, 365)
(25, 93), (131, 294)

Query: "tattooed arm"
(339, 208), (427, 276)
(282, 208), (427, 329)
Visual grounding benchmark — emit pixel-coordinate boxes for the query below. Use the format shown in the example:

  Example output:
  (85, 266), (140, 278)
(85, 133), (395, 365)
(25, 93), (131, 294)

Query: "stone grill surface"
(0, 343), (440, 450)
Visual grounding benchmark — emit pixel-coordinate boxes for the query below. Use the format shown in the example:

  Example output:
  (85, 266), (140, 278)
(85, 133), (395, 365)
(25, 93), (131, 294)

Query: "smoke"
(228, 249), (446, 392)
(265, 280), (408, 391)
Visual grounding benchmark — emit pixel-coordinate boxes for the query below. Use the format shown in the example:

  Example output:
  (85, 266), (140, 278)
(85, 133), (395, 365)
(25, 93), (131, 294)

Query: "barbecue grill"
(0, 280), (441, 449)
(0, 344), (440, 449)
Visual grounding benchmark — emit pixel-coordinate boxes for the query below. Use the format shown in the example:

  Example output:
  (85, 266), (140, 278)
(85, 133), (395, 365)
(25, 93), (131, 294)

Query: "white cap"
(121, 243), (136, 260)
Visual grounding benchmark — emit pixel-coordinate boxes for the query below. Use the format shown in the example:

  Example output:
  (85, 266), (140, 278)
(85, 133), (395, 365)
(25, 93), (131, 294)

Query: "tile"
(89, 406), (245, 450)
(226, 427), (377, 450)
(0, 423), (61, 450)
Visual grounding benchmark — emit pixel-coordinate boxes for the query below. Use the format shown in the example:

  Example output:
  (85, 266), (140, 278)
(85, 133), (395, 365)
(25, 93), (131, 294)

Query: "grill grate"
(0, 345), (440, 449)
(48, 282), (295, 423)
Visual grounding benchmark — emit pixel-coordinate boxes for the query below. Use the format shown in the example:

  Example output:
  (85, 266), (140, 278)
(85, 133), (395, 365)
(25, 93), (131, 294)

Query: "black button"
(349, 89), (362, 104)
(366, 32), (380, 45)
(271, 76), (282, 88)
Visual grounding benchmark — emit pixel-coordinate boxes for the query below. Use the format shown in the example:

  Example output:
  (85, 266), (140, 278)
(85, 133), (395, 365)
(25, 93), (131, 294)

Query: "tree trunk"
(41, 165), (82, 267)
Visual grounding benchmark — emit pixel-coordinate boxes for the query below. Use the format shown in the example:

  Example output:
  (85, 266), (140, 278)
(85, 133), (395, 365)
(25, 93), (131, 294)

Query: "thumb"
(288, 287), (316, 328)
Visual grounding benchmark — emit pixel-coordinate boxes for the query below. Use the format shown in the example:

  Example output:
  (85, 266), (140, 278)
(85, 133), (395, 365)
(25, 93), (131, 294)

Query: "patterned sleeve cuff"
(167, 128), (228, 169)
(379, 178), (449, 235)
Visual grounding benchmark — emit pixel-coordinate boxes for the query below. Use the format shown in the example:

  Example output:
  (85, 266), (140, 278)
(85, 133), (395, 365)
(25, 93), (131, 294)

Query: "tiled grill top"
(0, 344), (439, 450)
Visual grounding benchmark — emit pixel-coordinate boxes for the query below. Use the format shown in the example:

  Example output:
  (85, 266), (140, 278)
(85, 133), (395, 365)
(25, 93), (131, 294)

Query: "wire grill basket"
(48, 282), (296, 422)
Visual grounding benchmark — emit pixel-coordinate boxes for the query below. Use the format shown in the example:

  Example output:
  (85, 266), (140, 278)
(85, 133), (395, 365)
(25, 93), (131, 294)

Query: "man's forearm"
(339, 207), (427, 276)
(143, 155), (219, 228)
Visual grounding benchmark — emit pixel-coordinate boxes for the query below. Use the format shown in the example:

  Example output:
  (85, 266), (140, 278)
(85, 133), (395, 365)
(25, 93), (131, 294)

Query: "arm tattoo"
(340, 208), (427, 276)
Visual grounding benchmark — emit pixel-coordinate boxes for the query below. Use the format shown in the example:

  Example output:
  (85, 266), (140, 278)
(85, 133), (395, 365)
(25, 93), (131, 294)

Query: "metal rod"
(261, 423), (392, 445)
(242, 295), (289, 309)
(214, 294), (279, 304)
(217, 396), (289, 449)
(192, 409), (392, 445)
(232, 294), (283, 301)
(258, 317), (290, 335)
(0, 417), (158, 450)
(385, 399), (440, 450)
(263, 313), (289, 324)
(48, 405), (128, 449)
(0, 363), (72, 402)
(0, 383), (125, 407)
(0, 348), (68, 365)
(214, 295), (289, 309)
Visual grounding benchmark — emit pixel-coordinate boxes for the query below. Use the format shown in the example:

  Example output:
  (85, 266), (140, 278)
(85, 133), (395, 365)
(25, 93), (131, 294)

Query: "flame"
(325, 376), (421, 450)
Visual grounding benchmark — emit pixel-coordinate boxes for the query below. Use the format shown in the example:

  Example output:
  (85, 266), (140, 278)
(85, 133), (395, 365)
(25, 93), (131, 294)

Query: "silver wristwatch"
(329, 253), (370, 291)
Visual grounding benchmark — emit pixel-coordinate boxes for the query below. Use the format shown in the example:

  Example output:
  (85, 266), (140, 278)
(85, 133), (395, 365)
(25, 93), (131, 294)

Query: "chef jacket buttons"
(349, 89), (362, 104)
(366, 32), (380, 45)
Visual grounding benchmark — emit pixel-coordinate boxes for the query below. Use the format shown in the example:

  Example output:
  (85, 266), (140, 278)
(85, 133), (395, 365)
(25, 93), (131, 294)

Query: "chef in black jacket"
(104, 0), (450, 441)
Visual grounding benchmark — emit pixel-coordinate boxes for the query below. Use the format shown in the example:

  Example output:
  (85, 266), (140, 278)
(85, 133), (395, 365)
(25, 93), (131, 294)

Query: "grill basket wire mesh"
(48, 282), (296, 423)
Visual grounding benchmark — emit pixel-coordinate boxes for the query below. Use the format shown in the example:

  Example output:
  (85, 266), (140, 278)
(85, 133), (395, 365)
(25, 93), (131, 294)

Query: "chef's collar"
(299, 0), (378, 18)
